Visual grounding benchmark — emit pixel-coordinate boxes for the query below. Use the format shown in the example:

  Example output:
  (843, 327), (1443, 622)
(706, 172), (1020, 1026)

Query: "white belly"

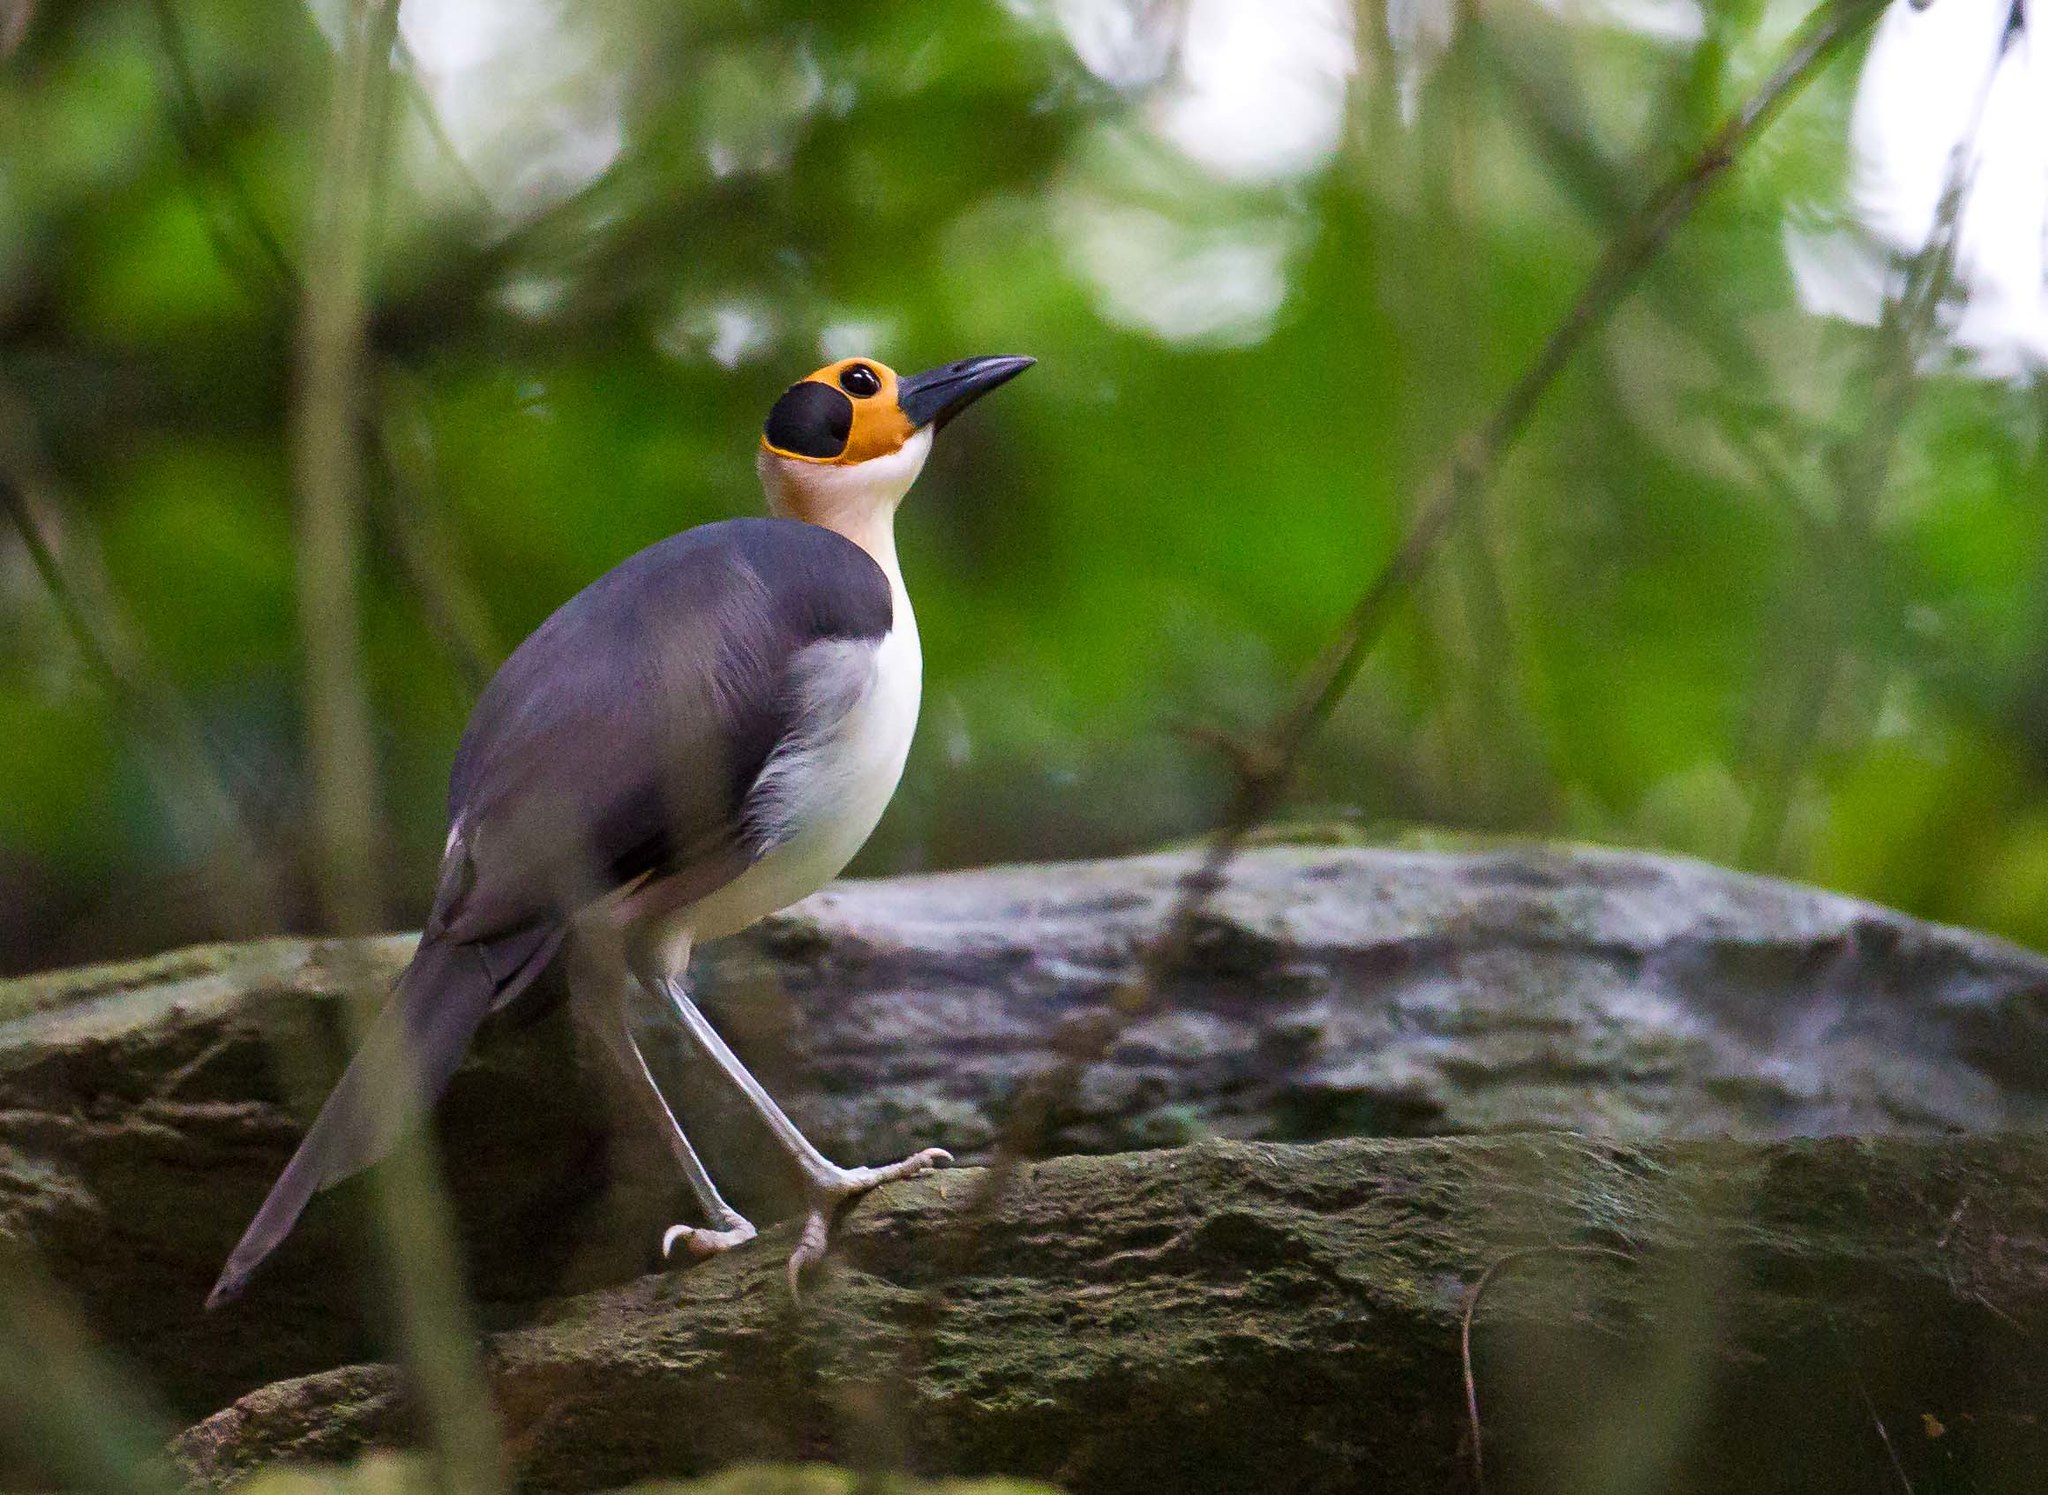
(675, 605), (921, 948)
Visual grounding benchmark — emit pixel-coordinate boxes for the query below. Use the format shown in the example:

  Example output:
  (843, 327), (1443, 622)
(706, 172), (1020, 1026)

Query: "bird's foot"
(662, 1212), (759, 1261)
(785, 1146), (953, 1296)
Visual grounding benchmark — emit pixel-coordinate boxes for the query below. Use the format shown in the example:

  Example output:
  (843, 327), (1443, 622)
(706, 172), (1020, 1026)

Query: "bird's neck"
(757, 428), (931, 608)
(842, 509), (908, 599)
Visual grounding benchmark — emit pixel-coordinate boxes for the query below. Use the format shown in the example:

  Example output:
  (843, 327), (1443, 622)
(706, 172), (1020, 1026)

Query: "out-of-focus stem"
(147, 0), (499, 703)
(293, 0), (398, 936)
(0, 403), (272, 937)
(293, 6), (506, 1493)
(370, 381), (500, 698)
(0, 1244), (175, 1495)
(939, 0), (1894, 1245)
(330, 940), (507, 1495)
(1740, 18), (1999, 871)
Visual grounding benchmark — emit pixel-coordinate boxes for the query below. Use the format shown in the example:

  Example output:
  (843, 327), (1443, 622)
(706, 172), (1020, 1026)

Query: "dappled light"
(6, 0), (2046, 962)
(1793, 0), (2047, 375)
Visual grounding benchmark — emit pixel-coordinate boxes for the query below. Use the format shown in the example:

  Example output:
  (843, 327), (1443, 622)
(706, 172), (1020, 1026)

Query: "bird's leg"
(591, 1010), (758, 1259)
(652, 975), (950, 1291)
(619, 1025), (761, 1259)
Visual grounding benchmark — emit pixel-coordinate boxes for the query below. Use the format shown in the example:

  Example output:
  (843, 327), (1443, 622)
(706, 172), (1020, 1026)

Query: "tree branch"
(0, 416), (272, 937)
(955, 0), (1894, 1219)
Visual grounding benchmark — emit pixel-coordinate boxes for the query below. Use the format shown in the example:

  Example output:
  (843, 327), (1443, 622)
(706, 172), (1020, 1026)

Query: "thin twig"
(1740, 12), (2009, 869)
(1414, 14), (1556, 823)
(294, 7), (507, 1490)
(954, 0), (1891, 1216)
(0, 454), (272, 936)
(3, 481), (146, 725)
(367, 380), (500, 696)
(145, 0), (299, 305)
(144, 0), (499, 701)
(1460, 1245), (1637, 1491)
(391, 34), (498, 219)
(1819, 1304), (1917, 1494)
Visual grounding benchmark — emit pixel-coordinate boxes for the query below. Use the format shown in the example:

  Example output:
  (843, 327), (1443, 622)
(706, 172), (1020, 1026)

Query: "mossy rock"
(233, 1454), (1054, 1495)
(174, 1134), (2048, 1494)
(4, 845), (2047, 1449)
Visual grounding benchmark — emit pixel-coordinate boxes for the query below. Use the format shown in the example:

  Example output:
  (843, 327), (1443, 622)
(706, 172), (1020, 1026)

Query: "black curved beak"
(898, 355), (1035, 431)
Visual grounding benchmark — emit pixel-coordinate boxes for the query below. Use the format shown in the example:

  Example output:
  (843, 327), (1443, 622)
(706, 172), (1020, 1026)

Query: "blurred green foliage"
(3, 0), (2045, 970)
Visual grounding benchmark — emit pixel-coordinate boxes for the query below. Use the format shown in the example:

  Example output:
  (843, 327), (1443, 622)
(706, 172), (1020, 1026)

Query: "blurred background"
(2, 0), (2045, 974)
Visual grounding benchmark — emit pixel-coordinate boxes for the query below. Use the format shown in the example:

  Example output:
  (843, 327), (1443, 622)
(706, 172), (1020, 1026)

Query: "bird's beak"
(897, 355), (1035, 431)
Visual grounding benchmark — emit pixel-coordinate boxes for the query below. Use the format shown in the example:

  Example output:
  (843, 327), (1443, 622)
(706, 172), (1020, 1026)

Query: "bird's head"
(757, 354), (1033, 542)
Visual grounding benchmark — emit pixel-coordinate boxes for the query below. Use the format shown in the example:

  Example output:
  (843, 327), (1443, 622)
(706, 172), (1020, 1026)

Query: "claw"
(662, 1217), (758, 1261)
(873, 1146), (953, 1183)
(783, 1146), (954, 1298)
(786, 1208), (832, 1299)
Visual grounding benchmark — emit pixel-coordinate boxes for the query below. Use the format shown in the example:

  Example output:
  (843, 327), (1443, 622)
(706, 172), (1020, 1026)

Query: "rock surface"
(3, 844), (2047, 1422)
(173, 1134), (2048, 1495)
(230, 1455), (1055, 1495)
(230, 1458), (1048, 1490)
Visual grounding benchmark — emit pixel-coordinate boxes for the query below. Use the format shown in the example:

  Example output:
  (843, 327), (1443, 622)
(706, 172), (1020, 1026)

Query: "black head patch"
(763, 381), (853, 459)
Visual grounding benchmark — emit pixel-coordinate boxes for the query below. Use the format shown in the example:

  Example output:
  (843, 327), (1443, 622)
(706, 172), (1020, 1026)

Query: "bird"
(208, 352), (1034, 1308)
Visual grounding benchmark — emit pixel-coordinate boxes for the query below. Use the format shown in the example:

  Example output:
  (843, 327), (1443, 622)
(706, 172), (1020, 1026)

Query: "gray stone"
(171, 1134), (2048, 1494)
(3, 844), (2046, 1423)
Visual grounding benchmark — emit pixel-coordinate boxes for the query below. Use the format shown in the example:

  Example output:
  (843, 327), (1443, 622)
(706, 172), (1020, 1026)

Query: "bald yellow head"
(756, 353), (1035, 555)
(760, 354), (1034, 466)
(760, 358), (917, 465)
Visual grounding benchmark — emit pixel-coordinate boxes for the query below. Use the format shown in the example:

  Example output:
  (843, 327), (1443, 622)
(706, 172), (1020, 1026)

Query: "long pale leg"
(650, 974), (950, 1290)
(588, 1002), (758, 1258)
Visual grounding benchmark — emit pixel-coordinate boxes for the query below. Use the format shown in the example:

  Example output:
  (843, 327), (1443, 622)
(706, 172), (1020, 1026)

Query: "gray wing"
(208, 517), (894, 1308)
(431, 516), (893, 945)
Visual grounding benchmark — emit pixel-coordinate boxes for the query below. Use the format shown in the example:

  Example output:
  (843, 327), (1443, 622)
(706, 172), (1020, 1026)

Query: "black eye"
(839, 363), (881, 398)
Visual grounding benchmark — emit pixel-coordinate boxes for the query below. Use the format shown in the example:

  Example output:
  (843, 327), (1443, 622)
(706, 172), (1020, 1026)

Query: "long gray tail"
(206, 923), (562, 1309)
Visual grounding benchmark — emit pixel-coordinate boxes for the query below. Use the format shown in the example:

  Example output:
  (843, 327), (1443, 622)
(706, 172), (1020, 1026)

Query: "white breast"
(677, 584), (921, 946)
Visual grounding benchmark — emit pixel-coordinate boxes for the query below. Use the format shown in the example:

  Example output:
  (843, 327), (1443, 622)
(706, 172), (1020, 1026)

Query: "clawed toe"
(783, 1146), (955, 1297)
(840, 1146), (953, 1194)
(662, 1218), (758, 1260)
(659, 1147), (953, 1293)
(881, 1146), (952, 1184)
(786, 1207), (832, 1298)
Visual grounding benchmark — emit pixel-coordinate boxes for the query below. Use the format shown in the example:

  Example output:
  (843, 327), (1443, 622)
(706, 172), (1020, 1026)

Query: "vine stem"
(935, 0), (1894, 1270)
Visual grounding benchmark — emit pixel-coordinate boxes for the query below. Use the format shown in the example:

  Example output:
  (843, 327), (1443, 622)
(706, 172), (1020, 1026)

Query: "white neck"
(756, 427), (932, 597)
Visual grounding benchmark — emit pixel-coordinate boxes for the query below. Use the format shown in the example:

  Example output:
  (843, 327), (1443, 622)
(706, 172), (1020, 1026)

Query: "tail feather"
(207, 923), (562, 1310)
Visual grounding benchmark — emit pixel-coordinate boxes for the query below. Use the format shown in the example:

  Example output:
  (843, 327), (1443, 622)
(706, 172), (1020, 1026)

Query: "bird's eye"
(839, 363), (881, 398)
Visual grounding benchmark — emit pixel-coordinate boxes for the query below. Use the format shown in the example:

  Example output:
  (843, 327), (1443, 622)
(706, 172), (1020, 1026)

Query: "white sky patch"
(1021, 0), (1355, 180)
(1017, 0), (1179, 87)
(496, 272), (571, 321)
(399, 0), (624, 219)
(1790, 0), (2048, 377)
(1386, 0), (1456, 126)
(1057, 190), (1296, 345)
(820, 318), (899, 363)
(1783, 220), (1888, 328)
(1151, 0), (1356, 182)
(698, 47), (826, 180)
(1532, 0), (1706, 44)
(1025, 0), (1353, 345)
(657, 299), (778, 368)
